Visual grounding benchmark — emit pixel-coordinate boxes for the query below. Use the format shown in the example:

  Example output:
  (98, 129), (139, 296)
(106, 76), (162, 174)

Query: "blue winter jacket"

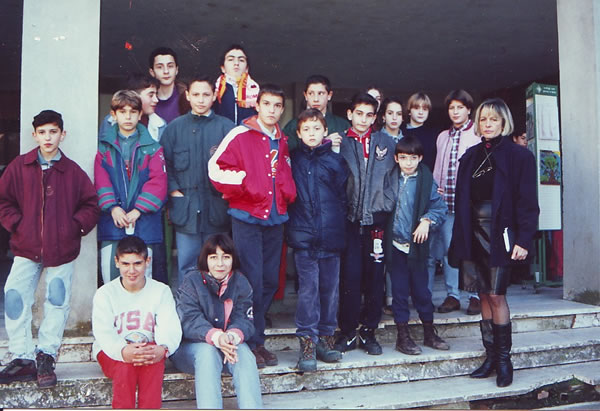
(287, 141), (349, 253)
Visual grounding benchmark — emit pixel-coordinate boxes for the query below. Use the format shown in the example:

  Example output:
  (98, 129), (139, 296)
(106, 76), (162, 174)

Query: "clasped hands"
(122, 343), (167, 366)
(111, 206), (141, 229)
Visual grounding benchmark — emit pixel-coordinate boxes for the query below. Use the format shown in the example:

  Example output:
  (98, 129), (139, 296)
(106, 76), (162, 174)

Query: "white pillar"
(21, 0), (100, 331)
(557, 0), (600, 301)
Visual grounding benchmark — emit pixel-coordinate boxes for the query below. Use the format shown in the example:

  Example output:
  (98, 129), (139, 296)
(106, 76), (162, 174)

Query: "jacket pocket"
(208, 194), (230, 228)
(173, 149), (190, 171)
(168, 195), (190, 227)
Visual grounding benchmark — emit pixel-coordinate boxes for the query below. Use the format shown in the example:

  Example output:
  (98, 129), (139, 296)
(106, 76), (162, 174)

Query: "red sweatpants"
(97, 350), (165, 409)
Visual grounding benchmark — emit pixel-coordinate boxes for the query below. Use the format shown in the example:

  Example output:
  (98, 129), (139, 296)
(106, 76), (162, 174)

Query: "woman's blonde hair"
(474, 98), (514, 137)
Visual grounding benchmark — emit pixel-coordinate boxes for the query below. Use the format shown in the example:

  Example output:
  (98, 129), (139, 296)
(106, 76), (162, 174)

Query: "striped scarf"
(215, 72), (258, 108)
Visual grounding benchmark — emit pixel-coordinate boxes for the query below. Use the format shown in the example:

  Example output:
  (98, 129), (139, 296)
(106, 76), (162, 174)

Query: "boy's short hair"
(257, 84), (285, 106)
(116, 235), (148, 259)
(32, 110), (63, 131)
(197, 233), (241, 272)
(444, 89), (474, 111)
(406, 92), (432, 111)
(126, 73), (160, 93)
(296, 108), (327, 131)
(395, 135), (424, 156)
(111, 90), (143, 112)
(187, 74), (215, 91)
(349, 92), (378, 113)
(220, 44), (250, 69)
(376, 96), (403, 129)
(304, 75), (331, 93)
(148, 47), (178, 68)
(474, 98), (514, 137)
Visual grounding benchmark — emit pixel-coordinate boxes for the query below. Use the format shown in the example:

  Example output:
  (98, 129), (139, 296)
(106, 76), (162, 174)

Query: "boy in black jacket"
(287, 109), (348, 371)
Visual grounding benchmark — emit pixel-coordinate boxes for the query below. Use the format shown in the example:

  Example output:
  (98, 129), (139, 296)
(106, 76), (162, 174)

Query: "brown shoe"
(423, 322), (450, 350)
(437, 296), (460, 313)
(251, 348), (266, 369)
(466, 297), (481, 315)
(254, 345), (278, 366)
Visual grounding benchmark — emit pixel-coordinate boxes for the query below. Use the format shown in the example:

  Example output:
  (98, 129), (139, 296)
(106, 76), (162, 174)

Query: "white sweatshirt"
(92, 277), (182, 362)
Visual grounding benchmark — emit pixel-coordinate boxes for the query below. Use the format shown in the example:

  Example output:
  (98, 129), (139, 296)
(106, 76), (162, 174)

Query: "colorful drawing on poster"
(540, 150), (561, 185)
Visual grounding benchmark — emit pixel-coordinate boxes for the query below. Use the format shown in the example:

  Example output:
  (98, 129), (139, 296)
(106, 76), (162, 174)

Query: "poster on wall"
(525, 83), (562, 230)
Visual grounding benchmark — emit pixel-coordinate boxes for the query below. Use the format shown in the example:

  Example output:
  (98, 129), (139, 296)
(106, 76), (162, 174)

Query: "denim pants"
(294, 251), (340, 341)
(231, 218), (283, 347)
(390, 247), (434, 324)
(339, 221), (385, 334)
(427, 214), (478, 300)
(175, 231), (210, 286)
(4, 256), (74, 360)
(100, 241), (153, 285)
(171, 341), (263, 409)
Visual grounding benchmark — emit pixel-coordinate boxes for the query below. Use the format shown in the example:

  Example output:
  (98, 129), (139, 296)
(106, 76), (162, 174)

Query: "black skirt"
(459, 200), (510, 295)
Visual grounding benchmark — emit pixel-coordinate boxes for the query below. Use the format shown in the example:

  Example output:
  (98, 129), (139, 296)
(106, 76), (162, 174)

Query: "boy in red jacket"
(0, 110), (99, 387)
(208, 84), (296, 368)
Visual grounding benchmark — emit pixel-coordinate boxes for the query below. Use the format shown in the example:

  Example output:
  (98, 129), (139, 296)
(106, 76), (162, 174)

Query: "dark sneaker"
(466, 297), (481, 315)
(437, 296), (460, 313)
(251, 348), (266, 369)
(358, 327), (383, 355)
(316, 336), (342, 363)
(253, 345), (278, 366)
(36, 352), (57, 388)
(297, 336), (317, 372)
(333, 332), (357, 353)
(0, 359), (37, 384)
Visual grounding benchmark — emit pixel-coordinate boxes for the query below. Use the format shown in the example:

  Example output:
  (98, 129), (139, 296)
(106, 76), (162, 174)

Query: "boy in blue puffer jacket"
(287, 108), (349, 372)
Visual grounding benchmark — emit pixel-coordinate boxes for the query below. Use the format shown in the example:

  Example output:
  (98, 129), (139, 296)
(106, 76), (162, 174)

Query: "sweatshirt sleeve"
(153, 285), (182, 356)
(422, 181), (448, 226)
(92, 286), (127, 362)
(0, 160), (23, 233)
(134, 146), (167, 213)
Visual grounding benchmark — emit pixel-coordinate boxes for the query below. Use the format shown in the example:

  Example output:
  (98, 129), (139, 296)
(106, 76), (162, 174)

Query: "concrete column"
(557, 0), (600, 302)
(21, 0), (100, 332)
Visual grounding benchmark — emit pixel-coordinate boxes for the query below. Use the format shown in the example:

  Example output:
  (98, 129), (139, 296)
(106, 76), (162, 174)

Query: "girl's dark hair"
(197, 233), (240, 272)
(376, 96), (403, 130)
(394, 135), (424, 156)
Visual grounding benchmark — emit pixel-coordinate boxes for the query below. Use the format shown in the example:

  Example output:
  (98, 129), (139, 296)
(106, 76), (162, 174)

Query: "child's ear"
(347, 109), (353, 122)
(418, 155), (424, 163)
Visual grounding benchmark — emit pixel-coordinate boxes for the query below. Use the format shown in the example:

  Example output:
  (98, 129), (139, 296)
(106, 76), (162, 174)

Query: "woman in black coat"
(449, 98), (539, 387)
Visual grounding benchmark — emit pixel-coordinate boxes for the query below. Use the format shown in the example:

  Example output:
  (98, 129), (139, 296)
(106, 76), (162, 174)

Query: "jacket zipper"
(39, 166), (44, 261)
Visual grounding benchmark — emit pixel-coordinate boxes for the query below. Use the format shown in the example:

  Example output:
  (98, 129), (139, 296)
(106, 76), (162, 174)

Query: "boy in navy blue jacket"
(287, 109), (348, 372)
(384, 136), (449, 356)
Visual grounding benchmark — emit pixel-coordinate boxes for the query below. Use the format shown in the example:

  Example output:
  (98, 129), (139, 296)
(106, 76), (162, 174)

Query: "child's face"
(256, 93), (284, 128)
(384, 102), (403, 133)
(138, 85), (158, 116)
(367, 88), (382, 110)
(395, 152), (423, 176)
(32, 122), (65, 160)
(409, 102), (430, 127)
(221, 48), (248, 81)
(347, 103), (376, 134)
(479, 107), (503, 139)
(513, 132), (527, 148)
(115, 252), (150, 292)
(149, 54), (178, 87)
(207, 246), (233, 281)
(448, 99), (470, 128)
(298, 118), (327, 149)
(186, 81), (216, 116)
(303, 83), (332, 113)
(111, 105), (142, 136)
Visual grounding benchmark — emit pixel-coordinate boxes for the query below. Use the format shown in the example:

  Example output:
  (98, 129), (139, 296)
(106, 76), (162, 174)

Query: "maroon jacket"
(0, 148), (100, 267)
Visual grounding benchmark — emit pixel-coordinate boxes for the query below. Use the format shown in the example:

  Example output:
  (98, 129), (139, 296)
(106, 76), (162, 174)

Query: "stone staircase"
(1, 286), (599, 409)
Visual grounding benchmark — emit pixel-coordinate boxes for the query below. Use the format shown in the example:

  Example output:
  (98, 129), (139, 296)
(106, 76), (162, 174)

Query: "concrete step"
(1, 326), (599, 408)
(259, 361), (600, 409)
(2, 301), (597, 364)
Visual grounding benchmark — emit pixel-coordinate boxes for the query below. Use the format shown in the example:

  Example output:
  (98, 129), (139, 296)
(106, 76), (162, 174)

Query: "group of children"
(0, 42), (528, 407)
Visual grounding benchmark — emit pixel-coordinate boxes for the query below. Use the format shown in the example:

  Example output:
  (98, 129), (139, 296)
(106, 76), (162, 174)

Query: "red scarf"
(215, 72), (258, 108)
(347, 127), (372, 159)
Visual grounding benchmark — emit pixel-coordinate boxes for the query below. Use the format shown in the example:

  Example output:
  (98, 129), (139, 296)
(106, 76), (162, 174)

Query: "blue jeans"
(294, 251), (340, 340)
(390, 247), (434, 323)
(231, 218), (283, 347)
(4, 256), (74, 360)
(171, 341), (263, 409)
(427, 214), (477, 300)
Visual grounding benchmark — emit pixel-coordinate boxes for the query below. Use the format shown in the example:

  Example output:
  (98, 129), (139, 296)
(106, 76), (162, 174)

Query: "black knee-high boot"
(493, 322), (513, 387)
(470, 319), (494, 378)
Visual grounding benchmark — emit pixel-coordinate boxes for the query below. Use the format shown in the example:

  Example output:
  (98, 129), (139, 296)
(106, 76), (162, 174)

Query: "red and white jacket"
(208, 115), (296, 220)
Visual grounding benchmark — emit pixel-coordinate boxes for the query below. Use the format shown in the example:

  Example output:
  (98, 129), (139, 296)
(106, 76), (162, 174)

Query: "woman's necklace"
(472, 137), (502, 179)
